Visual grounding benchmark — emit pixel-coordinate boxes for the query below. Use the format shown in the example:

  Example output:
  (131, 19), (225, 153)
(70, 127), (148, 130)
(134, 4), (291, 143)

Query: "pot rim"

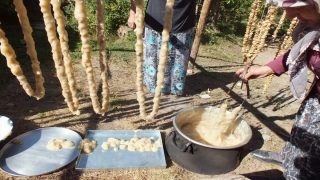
(173, 106), (252, 149)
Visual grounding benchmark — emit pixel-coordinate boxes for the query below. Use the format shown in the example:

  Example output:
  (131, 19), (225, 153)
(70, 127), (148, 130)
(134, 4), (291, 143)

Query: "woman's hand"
(127, 13), (135, 29)
(127, 0), (136, 30)
(235, 65), (274, 82)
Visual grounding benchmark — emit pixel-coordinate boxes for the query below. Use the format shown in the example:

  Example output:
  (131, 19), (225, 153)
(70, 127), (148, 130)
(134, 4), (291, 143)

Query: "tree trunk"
(188, 0), (213, 69)
(207, 0), (221, 27)
(212, 0), (221, 26)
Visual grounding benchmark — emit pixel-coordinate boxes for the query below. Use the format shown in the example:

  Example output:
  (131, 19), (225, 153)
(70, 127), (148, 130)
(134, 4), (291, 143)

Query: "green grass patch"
(105, 32), (135, 63)
(109, 93), (126, 112)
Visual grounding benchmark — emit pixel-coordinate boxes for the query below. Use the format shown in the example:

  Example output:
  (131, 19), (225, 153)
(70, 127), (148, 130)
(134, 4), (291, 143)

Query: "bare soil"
(0, 41), (305, 180)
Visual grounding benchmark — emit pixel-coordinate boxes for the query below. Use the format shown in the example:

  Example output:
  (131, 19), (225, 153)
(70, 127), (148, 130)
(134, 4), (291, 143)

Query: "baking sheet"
(0, 127), (82, 176)
(75, 130), (166, 170)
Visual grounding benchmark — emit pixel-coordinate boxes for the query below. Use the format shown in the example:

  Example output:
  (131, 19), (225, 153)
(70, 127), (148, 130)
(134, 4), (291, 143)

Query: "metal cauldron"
(165, 106), (252, 175)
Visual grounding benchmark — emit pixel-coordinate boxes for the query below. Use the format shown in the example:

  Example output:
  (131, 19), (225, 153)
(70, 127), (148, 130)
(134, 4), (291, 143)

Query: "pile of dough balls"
(46, 138), (75, 150)
(78, 138), (97, 154)
(101, 137), (162, 152)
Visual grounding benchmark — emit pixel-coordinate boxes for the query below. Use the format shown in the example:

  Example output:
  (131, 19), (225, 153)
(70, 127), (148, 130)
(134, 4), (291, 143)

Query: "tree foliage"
(62, 0), (135, 37)
(215, 0), (254, 35)
(0, 0), (289, 42)
(0, 0), (15, 16)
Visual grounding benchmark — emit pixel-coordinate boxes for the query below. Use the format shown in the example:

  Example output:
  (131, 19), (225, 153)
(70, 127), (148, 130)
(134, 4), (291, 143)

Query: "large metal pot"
(165, 106), (252, 175)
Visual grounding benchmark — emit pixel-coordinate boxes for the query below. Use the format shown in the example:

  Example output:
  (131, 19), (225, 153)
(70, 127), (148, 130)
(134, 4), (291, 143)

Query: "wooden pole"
(188, 0), (212, 69)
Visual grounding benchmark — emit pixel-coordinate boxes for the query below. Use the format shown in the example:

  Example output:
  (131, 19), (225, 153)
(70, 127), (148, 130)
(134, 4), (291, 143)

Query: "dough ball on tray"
(79, 138), (97, 154)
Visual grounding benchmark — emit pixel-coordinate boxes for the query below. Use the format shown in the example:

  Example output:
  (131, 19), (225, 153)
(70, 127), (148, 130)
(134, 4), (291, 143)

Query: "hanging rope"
(134, 0), (175, 120)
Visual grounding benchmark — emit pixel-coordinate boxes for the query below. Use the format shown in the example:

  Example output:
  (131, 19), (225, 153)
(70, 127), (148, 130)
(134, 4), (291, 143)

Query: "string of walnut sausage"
(74, 0), (109, 115)
(0, 28), (37, 98)
(13, 0), (45, 99)
(51, 0), (79, 111)
(242, 0), (262, 62)
(2, 0), (111, 115)
(40, 0), (80, 115)
(96, 0), (110, 112)
(134, 0), (175, 120)
(0, 0), (46, 100)
(262, 17), (298, 93)
(244, 5), (278, 65)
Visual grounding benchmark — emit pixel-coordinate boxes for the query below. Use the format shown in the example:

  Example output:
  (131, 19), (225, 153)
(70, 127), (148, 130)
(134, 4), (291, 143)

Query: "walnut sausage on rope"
(96, 0), (110, 112)
(74, 0), (109, 115)
(271, 11), (287, 43)
(148, 0), (175, 119)
(51, 0), (79, 111)
(242, 0), (262, 62)
(40, 0), (80, 115)
(0, 27), (35, 97)
(6, 0), (45, 99)
(262, 18), (298, 94)
(246, 5), (278, 64)
(134, 0), (147, 119)
(134, 0), (175, 120)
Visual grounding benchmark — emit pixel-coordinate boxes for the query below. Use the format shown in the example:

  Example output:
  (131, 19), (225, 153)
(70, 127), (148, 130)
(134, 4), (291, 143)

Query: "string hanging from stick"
(74, 0), (110, 115)
(271, 11), (287, 43)
(40, 0), (80, 115)
(2, 0), (110, 115)
(96, 0), (111, 112)
(134, 0), (175, 120)
(243, 4), (278, 65)
(262, 17), (298, 94)
(242, 0), (262, 62)
(51, 0), (79, 111)
(0, 0), (45, 100)
(242, 1), (299, 94)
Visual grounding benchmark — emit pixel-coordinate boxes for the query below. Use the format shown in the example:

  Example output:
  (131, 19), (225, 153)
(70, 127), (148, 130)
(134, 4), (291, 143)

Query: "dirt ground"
(0, 38), (307, 180)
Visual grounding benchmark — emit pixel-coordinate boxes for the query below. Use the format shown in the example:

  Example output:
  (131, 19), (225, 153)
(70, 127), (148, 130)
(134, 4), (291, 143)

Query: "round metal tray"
(0, 127), (82, 176)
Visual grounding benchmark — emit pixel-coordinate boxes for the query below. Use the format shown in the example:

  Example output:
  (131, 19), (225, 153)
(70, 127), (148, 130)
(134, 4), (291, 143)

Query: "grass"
(106, 32), (136, 63)
(36, 111), (47, 116)
(109, 93), (126, 112)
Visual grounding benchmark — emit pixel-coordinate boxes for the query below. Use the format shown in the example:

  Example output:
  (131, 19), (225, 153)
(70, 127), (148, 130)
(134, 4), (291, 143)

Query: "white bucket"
(0, 115), (13, 141)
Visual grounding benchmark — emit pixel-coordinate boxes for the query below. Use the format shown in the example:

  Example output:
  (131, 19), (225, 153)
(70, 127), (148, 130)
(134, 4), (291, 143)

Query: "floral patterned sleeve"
(265, 50), (290, 76)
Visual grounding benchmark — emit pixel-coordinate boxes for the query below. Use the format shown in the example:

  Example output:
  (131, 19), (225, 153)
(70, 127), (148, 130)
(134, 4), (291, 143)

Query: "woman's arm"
(127, 0), (136, 29)
(235, 50), (290, 82)
(235, 65), (274, 82)
(265, 50), (290, 76)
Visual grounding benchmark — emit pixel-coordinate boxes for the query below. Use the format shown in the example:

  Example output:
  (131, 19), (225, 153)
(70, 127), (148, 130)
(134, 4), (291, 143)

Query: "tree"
(189, 0), (215, 68)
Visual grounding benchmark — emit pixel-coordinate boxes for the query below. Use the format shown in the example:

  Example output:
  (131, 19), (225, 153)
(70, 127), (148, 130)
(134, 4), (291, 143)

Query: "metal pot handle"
(168, 131), (197, 154)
